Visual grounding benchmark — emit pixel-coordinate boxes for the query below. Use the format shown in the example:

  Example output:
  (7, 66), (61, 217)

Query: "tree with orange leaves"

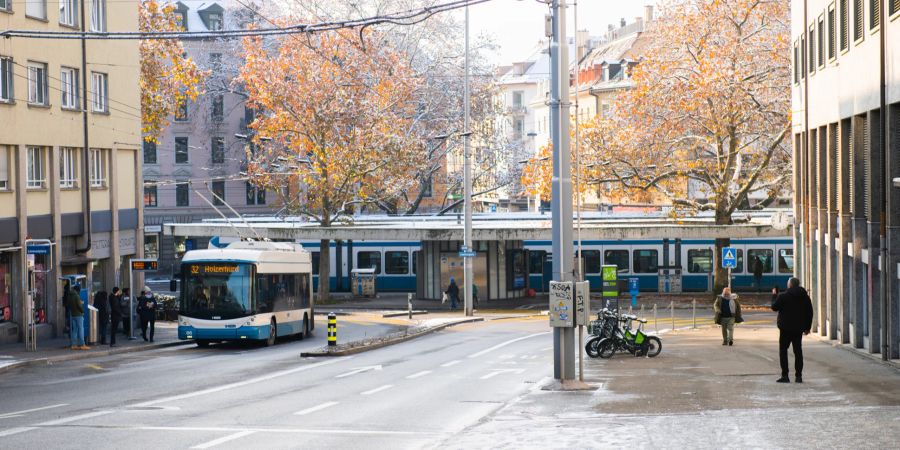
(240, 25), (421, 300)
(582, 0), (791, 292)
(139, 0), (208, 142)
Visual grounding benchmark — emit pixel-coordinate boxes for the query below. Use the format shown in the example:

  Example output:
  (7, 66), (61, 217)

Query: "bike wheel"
(598, 338), (617, 359)
(585, 337), (602, 358)
(646, 336), (662, 357)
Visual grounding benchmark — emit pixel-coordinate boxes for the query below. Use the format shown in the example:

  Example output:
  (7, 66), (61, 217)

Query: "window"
(0, 0), (8, 11)
(59, 0), (78, 27)
(421, 177), (432, 198)
(246, 182), (265, 205)
(513, 118), (524, 140)
(176, 11), (187, 30)
(800, 34), (806, 79)
(27, 62), (48, 105)
(60, 147), (77, 188)
(209, 53), (222, 72)
(892, 0), (900, 16)
(0, 57), (12, 103)
(175, 137), (189, 163)
(311, 252), (320, 274)
(604, 249), (629, 272)
(174, 97), (188, 121)
(687, 249), (713, 273)
(732, 249), (745, 273)
(854, 0), (863, 41)
(529, 250), (546, 274)
(211, 137), (225, 164)
(512, 90), (523, 108)
(808, 26), (815, 74)
(747, 249), (774, 274)
(143, 140), (157, 164)
(90, 0), (105, 32)
(778, 249), (794, 274)
(828, 5), (836, 60)
(89, 148), (105, 187)
(840, 0), (849, 50)
(412, 251), (418, 275)
(26, 146), (45, 189)
(793, 41), (800, 83)
(632, 249), (658, 274)
(211, 94), (223, 121)
(385, 251), (409, 275)
(357, 251), (381, 274)
(175, 182), (190, 206)
(817, 16), (825, 67)
(26, 0), (46, 19)
(144, 234), (159, 259)
(871, 0), (881, 29)
(60, 67), (79, 109)
(144, 183), (157, 207)
(581, 250), (601, 274)
(208, 12), (222, 31)
(91, 72), (107, 112)
(0, 146), (9, 190)
(211, 180), (225, 205)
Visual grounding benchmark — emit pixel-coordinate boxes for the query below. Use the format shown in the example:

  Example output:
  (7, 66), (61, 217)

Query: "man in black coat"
(94, 290), (110, 345)
(771, 277), (814, 383)
(109, 287), (123, 347)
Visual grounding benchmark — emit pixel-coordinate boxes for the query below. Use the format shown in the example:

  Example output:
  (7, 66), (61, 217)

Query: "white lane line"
(135, 357), (349, 407)
(191, 430), (256, 449)
(361, 384), (394, 396)
(468, 332), (550, 359)
(36, 410), (113, 426)
(0, 427), (36, 438)
(0, 403), (69, 419)
(406, 370), (431, 379)
(139, 425), (429, 436)
(480, 369), (526, 380)
(293, 401), (339, 416)
(440, 360), (461, 368)
(335, 365), (382, 379)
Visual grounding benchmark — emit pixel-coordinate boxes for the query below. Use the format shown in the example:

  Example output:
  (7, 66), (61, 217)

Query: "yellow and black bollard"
(327, 313), (337, 347)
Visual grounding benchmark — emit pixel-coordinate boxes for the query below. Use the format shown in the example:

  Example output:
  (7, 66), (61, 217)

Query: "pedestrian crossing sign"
(721, 247), (737, 269)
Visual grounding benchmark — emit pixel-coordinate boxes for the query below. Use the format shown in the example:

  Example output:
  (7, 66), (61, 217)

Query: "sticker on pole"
(548, 281), (574, 327)
(721, 247), (737, 269)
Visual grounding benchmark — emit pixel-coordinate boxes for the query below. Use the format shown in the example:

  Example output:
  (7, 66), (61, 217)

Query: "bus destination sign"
(190, 264), (242, 275)
(131, 259), (159, 271)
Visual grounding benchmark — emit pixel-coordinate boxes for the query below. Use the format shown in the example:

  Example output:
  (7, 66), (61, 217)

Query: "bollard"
(670, 301), (675, 331)
(653, 303), (658, 333)
(640, 304), (644, 320)
(327, 312), (337, 347)
(408, 293), (413, 320)
(691, 299), (696, 329)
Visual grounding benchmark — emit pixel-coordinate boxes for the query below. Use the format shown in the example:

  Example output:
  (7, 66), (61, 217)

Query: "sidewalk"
(0, 322), (187, 374)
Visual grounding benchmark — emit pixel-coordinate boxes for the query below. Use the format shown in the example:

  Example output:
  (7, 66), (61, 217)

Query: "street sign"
(721, 247), (737, 269)
(459, 251), (476, 258)
(130, 259), (159, 271)
(548, 281), (574, 327)
(26, 244), (51, 255)
(574, 281), (590, 326)
(601, 265), (619, 297)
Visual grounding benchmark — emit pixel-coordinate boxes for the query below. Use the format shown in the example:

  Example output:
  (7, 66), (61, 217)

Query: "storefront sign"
(144, 225), (162, 233)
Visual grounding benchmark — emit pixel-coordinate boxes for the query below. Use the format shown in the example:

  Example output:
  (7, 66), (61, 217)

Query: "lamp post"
(463, 3), (473, 316)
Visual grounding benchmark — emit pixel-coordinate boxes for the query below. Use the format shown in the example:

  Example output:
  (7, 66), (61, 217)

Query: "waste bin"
(351, 268), (377, 298)
(86, 305), (99, 345)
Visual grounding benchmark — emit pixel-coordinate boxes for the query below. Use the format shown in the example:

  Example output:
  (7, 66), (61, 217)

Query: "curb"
(810, 334), (900, 372)
(300, 317), (485, 357)
(0, 340), (193, 374)
(381, 311), (428, 318)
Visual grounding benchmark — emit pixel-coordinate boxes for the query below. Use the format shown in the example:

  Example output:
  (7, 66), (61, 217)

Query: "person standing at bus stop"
(65, 285), (87, 350)
(94, 290), (109, 345)
(445, 278), (459, 310)
(137, 287), (158, 342)
(109, 287), (123, 347)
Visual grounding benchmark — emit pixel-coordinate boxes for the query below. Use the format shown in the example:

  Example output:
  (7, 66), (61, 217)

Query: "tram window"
(357, 251), (382, 274)
(747, 249), (774, 273)
(581, 250), (601, 274)
(311, 252), (320, 274)
(385, 251), (409, 275)
(529, 250), (546, 274)
(778, 249), (794, 274)
(633, 249), (659, 273)
(734, 249), (744, 273)
(603, 250), (629, 272)
(687, 249), (713, 273)
(412, 251), (418, 275)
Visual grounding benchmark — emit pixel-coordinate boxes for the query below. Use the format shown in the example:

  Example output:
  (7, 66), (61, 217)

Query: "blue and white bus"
(178, 240), (314, 347)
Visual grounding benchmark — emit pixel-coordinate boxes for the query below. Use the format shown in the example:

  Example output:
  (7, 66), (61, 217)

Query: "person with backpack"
(65, 285), (87, 350)
(445, 278), (459, 310)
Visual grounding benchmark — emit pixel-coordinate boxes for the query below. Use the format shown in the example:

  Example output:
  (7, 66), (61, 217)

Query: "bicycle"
(596, 314), (662, 358)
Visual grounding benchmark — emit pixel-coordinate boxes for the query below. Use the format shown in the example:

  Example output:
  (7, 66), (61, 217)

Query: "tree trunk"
(712, 200), (732, 296)
(317, 238), (331, 302)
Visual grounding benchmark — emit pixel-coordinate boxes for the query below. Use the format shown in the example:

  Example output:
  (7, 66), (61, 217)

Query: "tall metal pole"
(550, 0), (575, 381)
(463, 4), (473, 317)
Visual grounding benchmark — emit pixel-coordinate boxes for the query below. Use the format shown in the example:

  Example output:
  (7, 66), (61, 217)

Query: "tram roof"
(164, 212), (791, 241)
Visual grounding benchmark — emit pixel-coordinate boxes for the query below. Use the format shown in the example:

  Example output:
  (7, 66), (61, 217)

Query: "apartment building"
(0, 0), (143, 344)
(791, 0), (899, 359)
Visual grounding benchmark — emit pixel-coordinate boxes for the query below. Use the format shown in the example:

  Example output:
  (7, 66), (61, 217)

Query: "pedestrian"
(445, 277), (459, 310)
(771, 277), (813, 383)
(752, 256), (764, 292)
(120, 288), (132, 338)
(472, 283), (479, 307)
(94, 290), (110, 345)
(109, 287), (123, 347)
(713, 287), (743, 346)
(64, 285), (88, 350)
(137, 286), (158, 342)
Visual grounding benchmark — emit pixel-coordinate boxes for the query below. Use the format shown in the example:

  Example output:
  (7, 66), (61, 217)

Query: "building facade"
(0, 0), (143, 343)
(792, 0), (899, 359)
(142, 1), (272, 281)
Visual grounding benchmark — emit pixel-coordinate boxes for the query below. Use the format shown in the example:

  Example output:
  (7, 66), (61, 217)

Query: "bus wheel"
(196, 340), (210, 348)
(265, 319), (277, 347)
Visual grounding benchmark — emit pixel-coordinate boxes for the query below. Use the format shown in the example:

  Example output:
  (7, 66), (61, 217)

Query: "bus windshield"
(181, 263), (253, 320)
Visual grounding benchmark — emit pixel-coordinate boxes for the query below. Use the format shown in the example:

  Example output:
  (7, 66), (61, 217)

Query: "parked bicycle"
(595, 314), (662, 358)
(585, 308), (619, 357)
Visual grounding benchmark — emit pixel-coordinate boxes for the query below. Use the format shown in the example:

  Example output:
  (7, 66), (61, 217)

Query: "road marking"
(36, 410), (113, 426)
(361, 384), (394, 396)
(440, 360), (461, 368)
(335, 365), (382, 379)
(0, 427), (36, 437)
(293, 402), (339, 416)
(191, 430), (256, 449)
(135, 357), (349, 407)
(139, 425), (430, 436)
(406, 370), (431, 379)
(480, 369), (526, 380)
(0, 403), (68, 419)
(468, 332), (549, 359)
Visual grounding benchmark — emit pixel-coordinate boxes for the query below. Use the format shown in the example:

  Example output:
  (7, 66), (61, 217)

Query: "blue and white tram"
(178, 241), (314, 347)
(298, 240), (420, 292)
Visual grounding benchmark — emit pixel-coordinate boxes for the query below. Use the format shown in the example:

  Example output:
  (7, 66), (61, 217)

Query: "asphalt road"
(0, 316), (554, 449)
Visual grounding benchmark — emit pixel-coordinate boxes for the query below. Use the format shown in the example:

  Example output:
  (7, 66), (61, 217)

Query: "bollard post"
(408, 293), (413, 320)
(327, 312), (337, 347)
(692, 299), (696, 329)
(670, 300), (675, 331)
(653, 303), (658, 333)
(640, 304), (644, 320)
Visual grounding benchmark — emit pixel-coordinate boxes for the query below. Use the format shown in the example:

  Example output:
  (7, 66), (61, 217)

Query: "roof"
(169, 0), (230, 31)
(182, 240), (309, 264)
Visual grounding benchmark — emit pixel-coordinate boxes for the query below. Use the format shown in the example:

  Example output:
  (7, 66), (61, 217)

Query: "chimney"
(644, 5), (654, 22)
(620, 18), (626, 28)
(576, 29), (589, 61)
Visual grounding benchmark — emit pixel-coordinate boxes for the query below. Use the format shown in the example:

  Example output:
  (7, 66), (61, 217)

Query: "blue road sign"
(721, 247), (738, 269)
(459, 251), (476, 258)
(26, 244), (50, 255)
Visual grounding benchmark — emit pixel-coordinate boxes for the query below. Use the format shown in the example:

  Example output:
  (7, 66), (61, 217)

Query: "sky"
(465, 0), (652, 65)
